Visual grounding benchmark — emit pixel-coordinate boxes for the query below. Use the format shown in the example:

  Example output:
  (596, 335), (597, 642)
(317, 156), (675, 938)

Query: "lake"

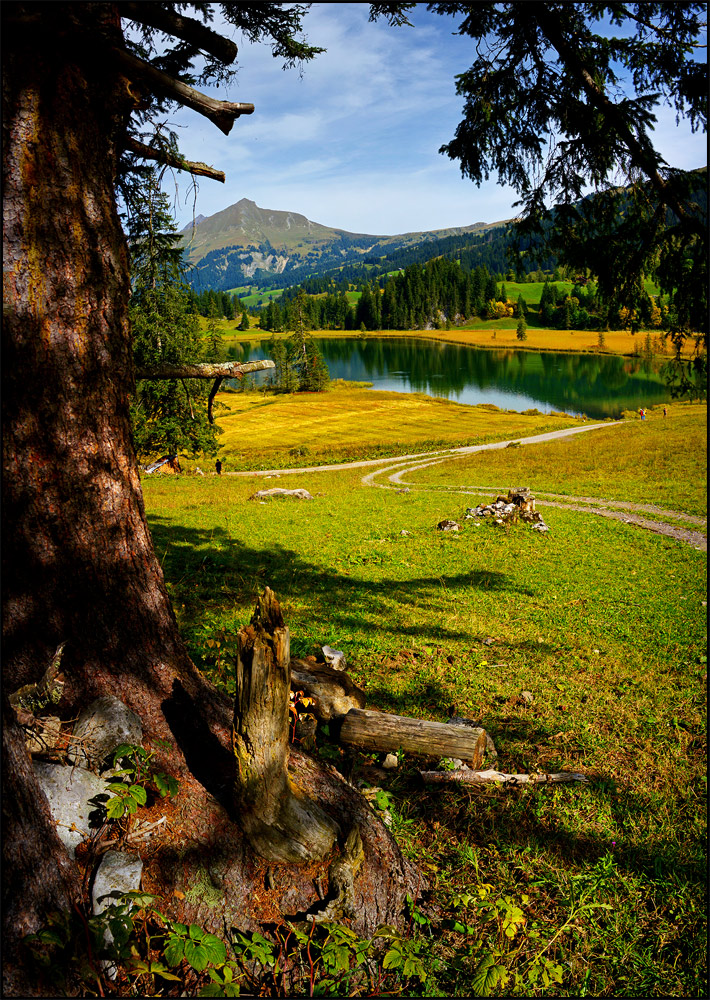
(226, 336), (674, 420)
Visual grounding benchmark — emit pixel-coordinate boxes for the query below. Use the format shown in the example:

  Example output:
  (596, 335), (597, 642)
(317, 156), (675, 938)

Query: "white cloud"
(159, 3), (706, 235)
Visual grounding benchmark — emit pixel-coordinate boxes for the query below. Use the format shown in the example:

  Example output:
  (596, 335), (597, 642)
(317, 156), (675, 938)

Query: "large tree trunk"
(2, 2), (201, 728)
(2, 7), (415, 983)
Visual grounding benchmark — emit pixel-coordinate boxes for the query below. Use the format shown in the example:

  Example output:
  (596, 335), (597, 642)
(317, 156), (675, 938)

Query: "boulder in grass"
(249, 488), (313, 501)
(437, 520), (460, 532)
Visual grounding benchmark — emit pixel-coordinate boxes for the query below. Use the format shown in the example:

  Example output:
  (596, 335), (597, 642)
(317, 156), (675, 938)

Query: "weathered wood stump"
(232, 588), (339, 863)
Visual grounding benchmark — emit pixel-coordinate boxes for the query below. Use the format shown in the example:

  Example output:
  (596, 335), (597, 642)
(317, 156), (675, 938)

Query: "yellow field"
(208, 384), (582, 470)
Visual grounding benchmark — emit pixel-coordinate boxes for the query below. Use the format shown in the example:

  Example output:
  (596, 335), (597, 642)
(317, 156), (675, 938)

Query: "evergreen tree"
(204, 299), (226, 361)
(287, 292), (330, 391)
(128, 177), (221, 460)
(516, 317), (528, 341)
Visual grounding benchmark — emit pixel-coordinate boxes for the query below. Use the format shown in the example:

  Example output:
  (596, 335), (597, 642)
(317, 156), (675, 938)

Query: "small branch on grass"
(419, 767), (590, 785)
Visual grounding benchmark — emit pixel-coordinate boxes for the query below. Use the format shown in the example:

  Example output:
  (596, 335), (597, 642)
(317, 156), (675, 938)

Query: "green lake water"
(227, 336), (674, 420)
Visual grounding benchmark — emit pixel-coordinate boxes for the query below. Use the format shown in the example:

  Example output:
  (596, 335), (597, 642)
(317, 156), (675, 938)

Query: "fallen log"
(419, 767), (590, 785)
(339, 708), (490, 768)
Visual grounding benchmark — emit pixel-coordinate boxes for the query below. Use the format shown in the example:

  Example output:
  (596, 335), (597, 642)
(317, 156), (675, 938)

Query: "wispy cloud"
(159, 3), (707, 235)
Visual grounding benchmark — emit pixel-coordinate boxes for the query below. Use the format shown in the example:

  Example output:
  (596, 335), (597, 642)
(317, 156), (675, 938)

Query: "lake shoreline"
(213, 324), (695, 360)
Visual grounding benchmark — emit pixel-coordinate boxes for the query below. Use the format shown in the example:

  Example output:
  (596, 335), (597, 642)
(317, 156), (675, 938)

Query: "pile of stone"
(465, 487), (550, 533)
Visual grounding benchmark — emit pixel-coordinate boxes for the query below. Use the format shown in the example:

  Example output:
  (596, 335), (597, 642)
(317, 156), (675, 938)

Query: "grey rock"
(437, 520), (460, 532)
(69, 696), (142, 768)
(92, 851), (143, 978)
(33, 762), (110, 858)
(322, 645), (347, 671)
(250, 487), (313, 501)
(92, 850), (144, 913)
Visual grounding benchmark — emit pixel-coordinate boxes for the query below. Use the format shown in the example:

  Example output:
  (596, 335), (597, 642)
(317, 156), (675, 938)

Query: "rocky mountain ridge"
(180, 197), (510, 291)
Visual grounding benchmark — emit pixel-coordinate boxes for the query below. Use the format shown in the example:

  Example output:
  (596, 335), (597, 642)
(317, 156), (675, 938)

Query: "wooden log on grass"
(339, 708), (490, 767)
(233, 588), (339, 864)
(419, 768), (590, 785)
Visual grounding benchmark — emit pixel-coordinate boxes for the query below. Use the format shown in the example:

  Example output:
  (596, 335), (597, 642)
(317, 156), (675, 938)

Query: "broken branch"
(136, 360), (274, 380)
(113, 47), (254, 134)
(126, 137), (225, 182)
(119, 3), (238, 65)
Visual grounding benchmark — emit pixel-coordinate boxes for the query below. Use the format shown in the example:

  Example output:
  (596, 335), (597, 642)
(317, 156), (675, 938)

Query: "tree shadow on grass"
(147, 514), (705, 898)
(147, 513), (531, 655)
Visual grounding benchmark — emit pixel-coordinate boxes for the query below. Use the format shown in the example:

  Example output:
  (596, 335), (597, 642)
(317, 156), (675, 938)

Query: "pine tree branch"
(136, 361), (274, 380)
(119, 2), (238, 65)
(125, 137), (225, 181)
(113, 48), (254, 134)
(531, 3), (703, 235)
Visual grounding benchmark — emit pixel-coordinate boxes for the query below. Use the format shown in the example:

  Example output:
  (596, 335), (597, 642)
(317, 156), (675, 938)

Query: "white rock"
(322, 645), (347, 671)
(92, 851), (143, 978)
(382, 753), (399, 769)
(33, 762), (110, 858)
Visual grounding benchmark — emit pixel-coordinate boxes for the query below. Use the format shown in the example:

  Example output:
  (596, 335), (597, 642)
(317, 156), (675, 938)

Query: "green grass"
(143, 406), (707, 997)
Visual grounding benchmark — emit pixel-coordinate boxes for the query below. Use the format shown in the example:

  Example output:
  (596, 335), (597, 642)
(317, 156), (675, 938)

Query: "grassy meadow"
(143, 396), (707, 996)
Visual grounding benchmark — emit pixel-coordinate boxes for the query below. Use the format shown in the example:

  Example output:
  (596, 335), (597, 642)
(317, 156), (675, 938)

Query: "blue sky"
(158, 3), (707, 236)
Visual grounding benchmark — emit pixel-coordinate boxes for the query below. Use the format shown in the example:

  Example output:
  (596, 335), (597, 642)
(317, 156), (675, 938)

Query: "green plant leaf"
(128, 784), (148, 805)
(106, 796), (126, 819)
(185, 940), (209, 972)
(383, 946), (403, 970)
(472, 953), (500, 996)
(164, 936), (186, 967)
(199, 985), (225, 997)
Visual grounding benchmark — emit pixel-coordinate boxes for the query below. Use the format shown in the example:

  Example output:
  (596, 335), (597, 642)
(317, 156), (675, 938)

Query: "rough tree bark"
(2, 6), (414, 983)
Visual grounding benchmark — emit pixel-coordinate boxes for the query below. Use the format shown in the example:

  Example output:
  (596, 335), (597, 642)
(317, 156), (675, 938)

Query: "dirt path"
(230, 421), (620, 478)
(361, 442), (707, 552)
(227, 420), (705, 551)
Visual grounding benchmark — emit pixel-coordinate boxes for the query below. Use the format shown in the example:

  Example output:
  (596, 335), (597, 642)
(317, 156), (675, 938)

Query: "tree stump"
(233, 589), (339, 863)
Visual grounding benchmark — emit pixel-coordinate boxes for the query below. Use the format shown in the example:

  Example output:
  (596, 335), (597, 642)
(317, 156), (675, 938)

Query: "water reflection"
(227, 337), (673, 420)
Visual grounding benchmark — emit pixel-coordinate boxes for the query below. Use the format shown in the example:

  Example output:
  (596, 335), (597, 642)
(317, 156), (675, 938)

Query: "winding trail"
(230, 420), (706, 551)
